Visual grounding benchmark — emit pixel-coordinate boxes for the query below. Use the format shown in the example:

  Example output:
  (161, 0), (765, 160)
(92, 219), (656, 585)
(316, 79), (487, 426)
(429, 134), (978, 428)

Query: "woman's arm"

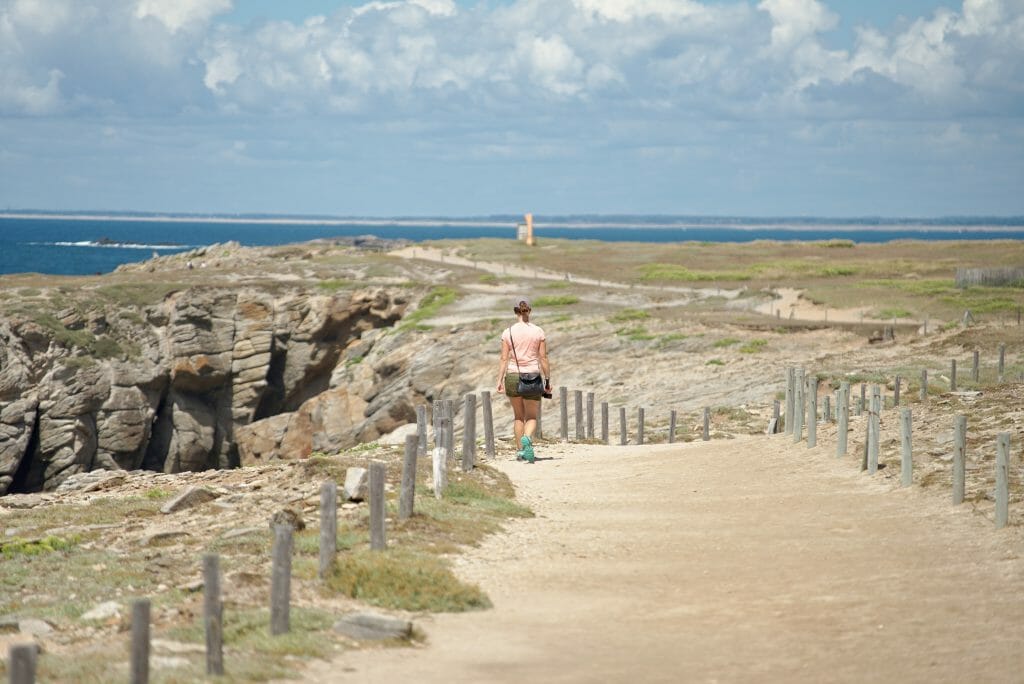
(496, 339), (511, 391)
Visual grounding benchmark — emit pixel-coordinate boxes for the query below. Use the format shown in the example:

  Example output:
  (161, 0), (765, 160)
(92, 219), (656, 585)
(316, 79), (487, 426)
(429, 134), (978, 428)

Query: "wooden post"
(893, 375), (901, 407)
(953, 414), (967, 505)
(867, 386), (880, 474)
(996, 433), (1010, 529)
(950, 359), (957, 392)
(807, 375), (817, 448)
(972, 350), (980, 383)
(203, 554), (224, 673)
(559, 386), (569, 442)
(637, 408), (645, 445)
(572, 390), (583, 441)
(837, 381), (849, 458)
(702, 407), (711, 441)
(7, 644), (36, 684)
(669, 409), (678, 443)
(369, 460), (386, 550)
(858, 383), (866, 416)
(900, 408), (912, 487)
(920, 369), (928, 402)
(619, 407), (627, 446)
(319, 481), (337, 579)
(793, 369), (804, 442)
(270, 525), (292, 635)
(416, 405), (427, 458)
(461, 394), (476, 472)
(586, 392), (595, 439)
(481, 392), (495, 459)
(399, 435), (417, 520)
(785, 367), (795, 434)
(444, 400), (455, 463)
(998, 345), (1006, 382)
(822, 395), (830, 424)
(130, 599), (151, 684)
(601, 402), (609, 444)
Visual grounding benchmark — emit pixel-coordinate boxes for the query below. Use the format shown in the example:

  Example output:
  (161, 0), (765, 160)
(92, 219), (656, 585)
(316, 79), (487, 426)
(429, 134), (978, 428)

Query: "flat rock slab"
(343, 467), (368, 502)
(333, 612), (413, 641)
(160, 486), (220, 514)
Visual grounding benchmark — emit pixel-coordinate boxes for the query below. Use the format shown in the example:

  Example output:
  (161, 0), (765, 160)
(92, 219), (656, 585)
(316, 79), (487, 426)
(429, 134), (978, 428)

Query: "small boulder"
(160, 487), (220, 514)
(268, 508), (305, 531)
(343, 467), (369, 502)
(80, 601), (121, 622)
(333, 612), (413, 641)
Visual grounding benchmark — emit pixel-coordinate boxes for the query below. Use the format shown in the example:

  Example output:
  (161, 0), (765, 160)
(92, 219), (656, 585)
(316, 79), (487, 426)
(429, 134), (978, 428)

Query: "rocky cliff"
(0, 253), (420, 494)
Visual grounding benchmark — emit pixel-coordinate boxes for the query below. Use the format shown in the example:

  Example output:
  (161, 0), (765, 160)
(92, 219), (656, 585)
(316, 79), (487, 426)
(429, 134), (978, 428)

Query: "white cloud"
(135, 0), (233, 34)
(757, 0), (838, 53)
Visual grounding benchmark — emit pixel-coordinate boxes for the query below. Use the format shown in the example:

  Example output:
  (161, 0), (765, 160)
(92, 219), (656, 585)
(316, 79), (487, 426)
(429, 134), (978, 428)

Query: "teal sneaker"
(520, 436), (535, 463)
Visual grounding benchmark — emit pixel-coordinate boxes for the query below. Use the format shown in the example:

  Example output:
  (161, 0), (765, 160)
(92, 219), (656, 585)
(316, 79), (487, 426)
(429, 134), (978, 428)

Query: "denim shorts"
(505, 373), (542, 400)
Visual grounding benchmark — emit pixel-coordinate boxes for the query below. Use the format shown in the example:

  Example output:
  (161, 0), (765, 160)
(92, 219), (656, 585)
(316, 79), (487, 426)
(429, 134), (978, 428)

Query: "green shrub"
(533, 295), (579, 307)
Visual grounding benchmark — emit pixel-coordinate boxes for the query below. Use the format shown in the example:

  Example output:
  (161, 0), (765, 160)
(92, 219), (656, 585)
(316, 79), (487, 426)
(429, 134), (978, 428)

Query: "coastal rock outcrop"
(0, 281), (409, 495)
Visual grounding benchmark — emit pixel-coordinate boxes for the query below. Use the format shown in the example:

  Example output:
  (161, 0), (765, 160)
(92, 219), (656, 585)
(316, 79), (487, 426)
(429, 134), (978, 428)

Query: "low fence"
(955, 267), (1024, 288)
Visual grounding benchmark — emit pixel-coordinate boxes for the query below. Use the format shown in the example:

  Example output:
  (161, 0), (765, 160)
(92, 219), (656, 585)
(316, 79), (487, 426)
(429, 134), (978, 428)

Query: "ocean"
(1, 214), (1023, 277)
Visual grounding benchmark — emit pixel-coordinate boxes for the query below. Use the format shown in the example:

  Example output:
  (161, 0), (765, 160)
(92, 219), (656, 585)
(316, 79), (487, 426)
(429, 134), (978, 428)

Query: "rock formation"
(0, 280), (410, 494)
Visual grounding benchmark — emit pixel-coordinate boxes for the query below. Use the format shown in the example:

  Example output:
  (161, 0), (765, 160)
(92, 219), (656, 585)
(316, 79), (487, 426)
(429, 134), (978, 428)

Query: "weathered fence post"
(793, 369), (805, 442)
(858, 383), (866, 416)
(319, 481), (337, 579)
(203, 554), (224, 673)
(399, 435), (417, 520)
(702, 407), (711, 441)
(900, 408), (913, 487)
(8, 643), (36, 684)
(920, 369), (928, 402)
(444, 399), (455, 463)
(998, 345), (1006, 382)
(785, 367), (795, 434)
(433, 400), (448, 498)
(369, 460), (386, 550)
(601, 402), (609, 444)
(893, 375), (901, 407)
(868, 386), (881, 474)
(559, 386), (569, 441)
(637, 408), (645, 445)
(461, 394), (476, 472)
(972, 350), (980, 383)
(950, 359), (958, 392)
(807, 375), (817, 448)
(822, 395), (830, 424)
(481, 391), (495, 459)
(130, 599), (151, 684)
(996, 433), (1010, 529)
(270, 525), (292, 635)
(416, 405), (427, 458)
(586, 392), (595, 439)
(837, 381), (849, 458)
(619, 407), (627, 446)
(574, 390), (584, 441)
(952, 414), (967, 505)
(669, 409), (678, 443)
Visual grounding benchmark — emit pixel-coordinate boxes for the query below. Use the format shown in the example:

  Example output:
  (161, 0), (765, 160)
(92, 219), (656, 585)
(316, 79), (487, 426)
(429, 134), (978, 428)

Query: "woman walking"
(496, 298), (551, 462)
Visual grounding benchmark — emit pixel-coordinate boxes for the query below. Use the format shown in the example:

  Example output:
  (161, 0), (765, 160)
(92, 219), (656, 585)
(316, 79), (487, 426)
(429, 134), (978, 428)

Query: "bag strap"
(508, 327), (521, 371)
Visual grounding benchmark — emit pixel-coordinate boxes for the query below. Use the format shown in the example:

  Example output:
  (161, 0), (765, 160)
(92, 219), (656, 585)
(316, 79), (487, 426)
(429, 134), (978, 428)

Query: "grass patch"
(875, 308), (913, 319)
(640, 263), (750, 282)
(657, 332), (688, 347)
(616, 326), (656, 341)
(93, 282), (183, 307)
(712, 337), (741, 348)
(318, 279), (355, 292)
(326, 549), (491, 612)
(401, 286), (458, 328)
(0, 535), (77, 558)
(533, 295), (579, 307)
(610, 308), (649, 323)
(738, 339), (768, 353)
(707, 359), (725, 366)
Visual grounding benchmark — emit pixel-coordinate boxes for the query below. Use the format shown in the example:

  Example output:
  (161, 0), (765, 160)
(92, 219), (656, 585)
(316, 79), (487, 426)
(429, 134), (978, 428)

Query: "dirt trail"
(296, 435), (1024, 683)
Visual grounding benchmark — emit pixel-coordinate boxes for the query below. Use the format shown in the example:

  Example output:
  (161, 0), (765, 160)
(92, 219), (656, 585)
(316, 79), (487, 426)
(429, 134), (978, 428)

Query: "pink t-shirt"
(502, 322), (545, 374)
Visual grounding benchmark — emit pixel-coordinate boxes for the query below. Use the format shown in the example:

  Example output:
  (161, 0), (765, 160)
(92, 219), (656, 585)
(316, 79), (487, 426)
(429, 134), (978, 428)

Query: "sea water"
(1, 215), (1022, 276)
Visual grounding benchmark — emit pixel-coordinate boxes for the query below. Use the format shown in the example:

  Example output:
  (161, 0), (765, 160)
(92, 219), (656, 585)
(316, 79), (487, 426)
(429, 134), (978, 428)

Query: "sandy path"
(298, 435), (1024, 683)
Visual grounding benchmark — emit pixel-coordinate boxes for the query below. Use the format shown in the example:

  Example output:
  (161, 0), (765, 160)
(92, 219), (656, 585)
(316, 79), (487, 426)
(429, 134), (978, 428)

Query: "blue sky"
(1, 0), (1022, 217)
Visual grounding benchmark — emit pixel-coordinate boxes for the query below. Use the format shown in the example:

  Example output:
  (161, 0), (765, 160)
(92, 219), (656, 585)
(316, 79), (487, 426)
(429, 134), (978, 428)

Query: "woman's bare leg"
(509, 396), (526, 443)
(523, 398), (540, 438)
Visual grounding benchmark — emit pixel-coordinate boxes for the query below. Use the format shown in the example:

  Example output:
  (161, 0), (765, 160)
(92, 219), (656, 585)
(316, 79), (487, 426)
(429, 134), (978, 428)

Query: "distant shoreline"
(2, 212), (1023, 233)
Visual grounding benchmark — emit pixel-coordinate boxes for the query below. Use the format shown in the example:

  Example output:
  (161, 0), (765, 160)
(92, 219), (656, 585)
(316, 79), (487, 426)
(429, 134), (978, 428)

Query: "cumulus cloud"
(0, 0), (1021, 122)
